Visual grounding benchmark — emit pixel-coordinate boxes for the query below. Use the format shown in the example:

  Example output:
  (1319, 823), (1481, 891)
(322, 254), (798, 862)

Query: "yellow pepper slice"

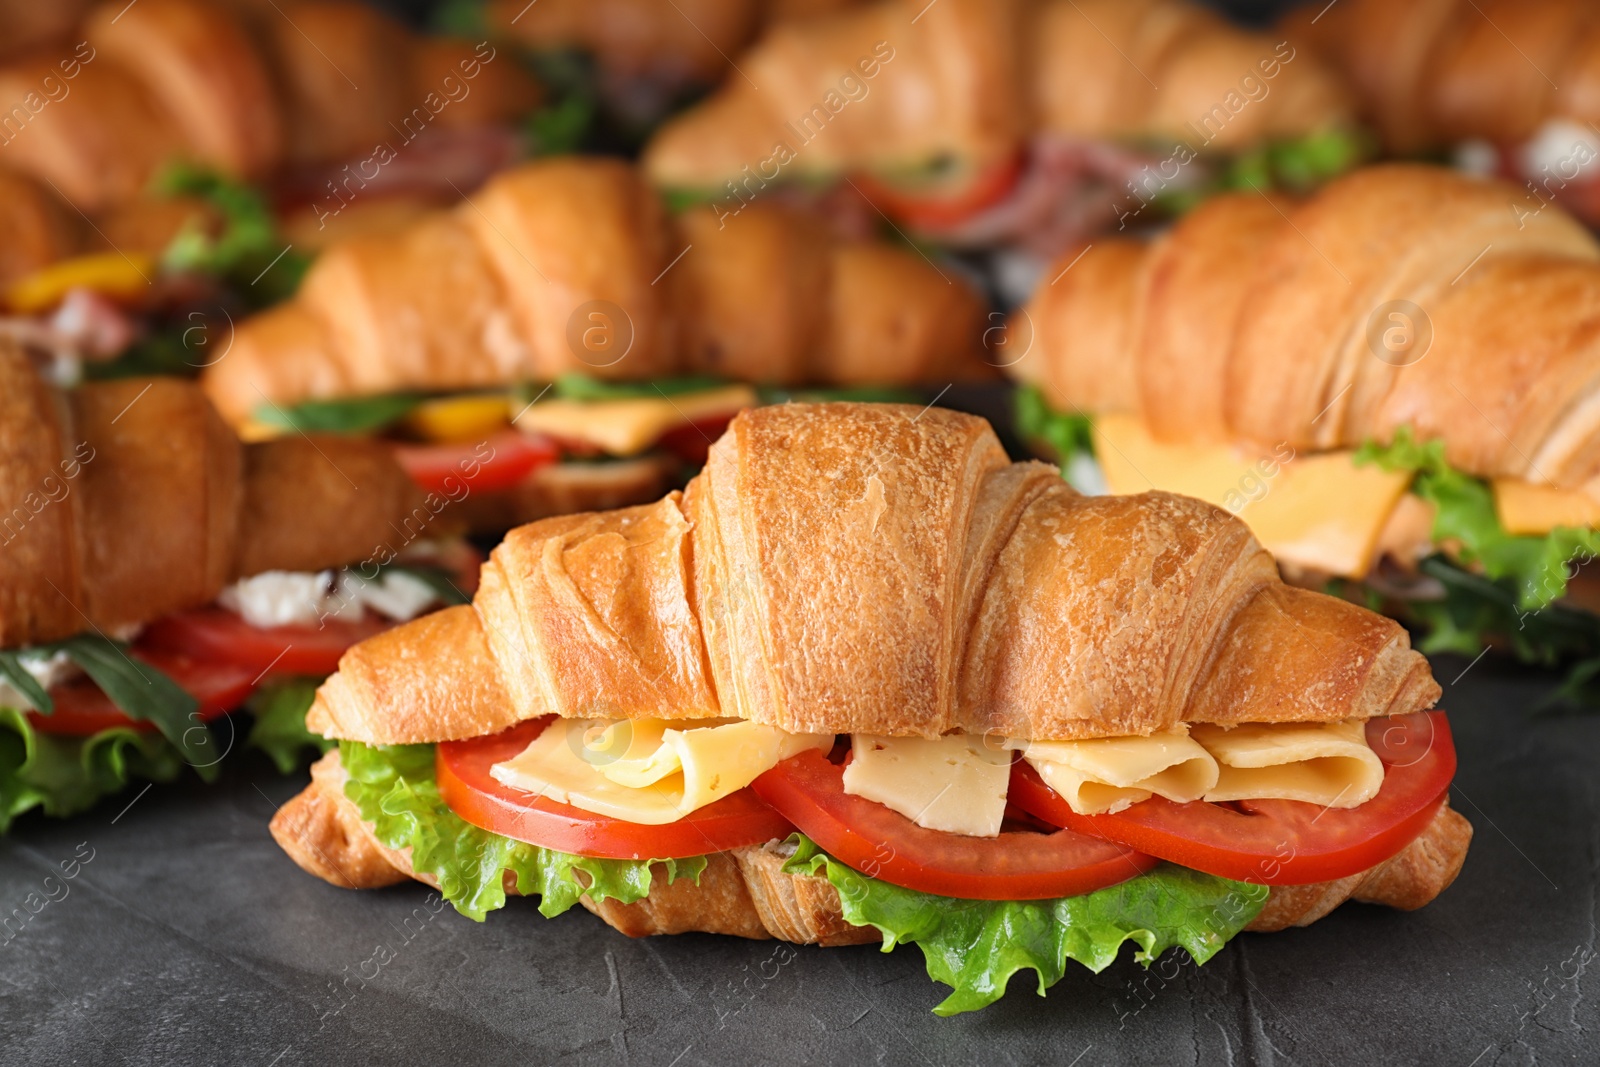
(6, 252), (156, 314)
(403, 394), (514, 443)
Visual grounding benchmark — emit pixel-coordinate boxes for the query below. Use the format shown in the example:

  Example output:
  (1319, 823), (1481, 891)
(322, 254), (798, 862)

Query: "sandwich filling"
(339, 707), (1452, 1014)
(1020, 387), (1600, 687)
(0, 542), (474, 833)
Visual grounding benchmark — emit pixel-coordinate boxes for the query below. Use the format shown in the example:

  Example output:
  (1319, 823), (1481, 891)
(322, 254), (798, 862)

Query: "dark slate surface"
(2, 651), (1595, 1067)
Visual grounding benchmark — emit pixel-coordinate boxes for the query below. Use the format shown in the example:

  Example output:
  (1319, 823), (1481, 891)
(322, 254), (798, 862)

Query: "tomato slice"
(655, 412), (740, 466)
(140, 607), (391, 678)
(853, 150), (1025, 231)
(393, 429), (558, 496)
(1010, 711), (1456, 886)
(28, 649), (258, 736)
(751, 748), (1157, 900)
(437, 718), (797, 860)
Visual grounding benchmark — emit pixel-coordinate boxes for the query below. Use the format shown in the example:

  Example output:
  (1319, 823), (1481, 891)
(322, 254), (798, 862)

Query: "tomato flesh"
(853, 150), (1025, 231)
(28, 649), (258, 736)
(393, 429), (558, 496)
(437, 717), (797, 860)
(751, 748), (1157, 900)
(140, 607), (390, 678)
(1011, 711), (1456, 886)
(655, 411), (740, 466)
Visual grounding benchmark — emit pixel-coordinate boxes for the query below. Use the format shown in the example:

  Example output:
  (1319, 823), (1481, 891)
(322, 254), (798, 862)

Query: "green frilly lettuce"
(338, 740), (707, 921)
(1354, 428), (1600, 614)
(784, 835), (1266, 1016)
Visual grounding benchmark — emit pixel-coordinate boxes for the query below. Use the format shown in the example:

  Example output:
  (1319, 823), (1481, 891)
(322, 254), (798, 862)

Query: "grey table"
(2, 652), (1594, 1066)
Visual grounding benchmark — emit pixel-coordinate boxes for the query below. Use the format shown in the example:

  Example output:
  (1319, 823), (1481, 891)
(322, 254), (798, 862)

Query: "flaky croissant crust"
(1014, 164), (1600, 489)
(306, 403), (1437, 745)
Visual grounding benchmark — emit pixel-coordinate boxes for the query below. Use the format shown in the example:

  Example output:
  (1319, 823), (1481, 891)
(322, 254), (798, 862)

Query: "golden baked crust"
(307, 403), (1437, 745)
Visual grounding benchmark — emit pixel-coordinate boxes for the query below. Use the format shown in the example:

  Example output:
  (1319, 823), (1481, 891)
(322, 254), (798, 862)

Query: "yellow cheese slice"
(513, 384), (759, 456)
(1016, 727), (1219, 815)
(1189, 720), (1383, 808)
(1494, 478), (1600, 536)
(491, 716), (832, 824)
(842, 733), (1012, 838)
(1093, 413), (1413, 577)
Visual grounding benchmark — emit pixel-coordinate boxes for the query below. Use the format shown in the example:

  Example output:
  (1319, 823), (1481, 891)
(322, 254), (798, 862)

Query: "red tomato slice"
(140, 607), (391, 678)
(437, 717), (798, 860)
(853, 150), (1025, 231)
(751, 748), (1157, 900)
(393, 429), (557, 496)
(28, 649), (258, 736)
(655, 411), (740, 466)
(1010, 711), (1456, 886)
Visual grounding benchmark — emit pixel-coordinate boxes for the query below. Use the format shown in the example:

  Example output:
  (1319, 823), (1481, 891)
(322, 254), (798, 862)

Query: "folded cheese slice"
(1190, 720), (1383, 808)
(491, 716), (831, 824)
(1092, 414), (1413, 577)
(513, 384), (758, 456)
(1016, 727), (1219, 815)
(843, 734), (1013, 838)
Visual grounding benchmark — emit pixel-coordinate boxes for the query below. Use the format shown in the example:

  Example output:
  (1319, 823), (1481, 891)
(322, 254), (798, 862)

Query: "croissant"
(272, 403), (1467, 1009)
(200, 156), (991, 427)
(642, 0), (1353, 254)
(0, 0), (539, 213)
(1011, 163), (1600, 655)
(0, 341), (432, 649)
(1286, 0), (1600, 152)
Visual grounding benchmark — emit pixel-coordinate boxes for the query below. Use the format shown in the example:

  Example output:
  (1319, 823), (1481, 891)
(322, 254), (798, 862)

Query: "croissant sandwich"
(0, 341), (477, 832)
(642, 0), (1360, 270)
(199, 156), (991, 533)
(1010, 163), (1600, 685)
(1285, 0), (1600, 228)
(271, 402), (1469, 1015)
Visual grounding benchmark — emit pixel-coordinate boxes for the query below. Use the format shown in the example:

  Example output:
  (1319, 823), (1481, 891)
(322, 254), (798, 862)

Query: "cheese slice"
(491, 716), (832, 824)
(1494, 478), (1600, 536)
(1189, 720), (1383, 808)
(1015, 726), (1219, 815)
(513, 384), (759, 456)
(1093, 413), (1413, 577)
(842, 733), (1012, 838)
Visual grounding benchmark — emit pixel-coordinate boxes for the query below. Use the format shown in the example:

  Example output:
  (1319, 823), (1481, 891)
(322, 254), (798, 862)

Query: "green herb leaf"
(245, 679), (330, 775)
(0, 707), (189, 834)
(253, 392), (425, 435)
(552, 373), (731, 401)
(1015, 384), (1095, 463)
(52, 635), (209, 764)
(154, 163), (309, 304)
(527, 94), (597, 157)
(755, 384), (922, 405)
(0, 652), (52, 715)
(785, 835), (1265, 1016)
(429, 0), (489, 37)
(340, 740), (705, 921)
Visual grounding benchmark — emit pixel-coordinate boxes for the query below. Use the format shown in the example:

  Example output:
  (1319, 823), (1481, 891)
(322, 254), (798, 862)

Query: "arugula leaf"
(51, 635), (211, 765)
(253, 392), (425, 435)
(154, 163), (310, 305)
(340, 740), (706, 921)
(0, 708), (188, 833)
(430, 0), (489, 36)
(527, 94), (597, 157)
(552, 373), (731, 401)
(1015, 384), (1094, 462)
(1354, 428), (1600, 611)
(785, 835), (1265, 1016)
(0, 651), (52, 714)
(245, 679), (330, 775)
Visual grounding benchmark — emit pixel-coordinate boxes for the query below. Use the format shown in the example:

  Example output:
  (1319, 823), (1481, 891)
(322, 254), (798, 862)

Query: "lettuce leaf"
(339, 740), (706, 921)
(245, 680), (331, 775)
(0, 707), (190, 833)
(1354, 428), (1600, 611)
(784, 835), (1266, 1016)
(1015, 384), (1094, 462)
(155, 163), (310, 305)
